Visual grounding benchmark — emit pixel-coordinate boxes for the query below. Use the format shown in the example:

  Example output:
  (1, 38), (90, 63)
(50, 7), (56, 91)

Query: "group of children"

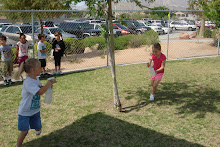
(0, 32), (66, 85)
(1, 31), (166, 147)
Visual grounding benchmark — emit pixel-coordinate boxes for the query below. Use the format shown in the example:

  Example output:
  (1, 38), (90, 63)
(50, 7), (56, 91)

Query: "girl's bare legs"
(152, 79), (160, 95)
(17, 131), (28, 147)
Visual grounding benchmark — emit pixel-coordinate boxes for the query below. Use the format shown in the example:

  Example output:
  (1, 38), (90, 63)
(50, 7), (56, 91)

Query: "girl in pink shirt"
(147, 43), (166, 101)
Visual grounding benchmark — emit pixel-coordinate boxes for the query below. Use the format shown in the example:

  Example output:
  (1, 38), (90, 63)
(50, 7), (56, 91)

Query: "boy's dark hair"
(0, 35), (7, 41)
(20, 33), (25, 38)
(38, 34), (45, 40)
(153, 43), (161, 50)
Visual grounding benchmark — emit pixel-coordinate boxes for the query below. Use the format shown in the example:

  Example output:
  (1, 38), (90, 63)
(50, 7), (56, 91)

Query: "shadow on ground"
(123, 81), (220, 118)
(24, 112), (203, 147)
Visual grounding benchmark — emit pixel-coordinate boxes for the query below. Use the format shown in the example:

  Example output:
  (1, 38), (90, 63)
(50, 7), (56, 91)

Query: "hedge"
(81, 36), (106, 50)
(63, 38), (85, 54)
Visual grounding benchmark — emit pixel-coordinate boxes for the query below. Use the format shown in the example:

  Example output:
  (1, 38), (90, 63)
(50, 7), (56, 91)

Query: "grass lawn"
(0, 57), (220, 147)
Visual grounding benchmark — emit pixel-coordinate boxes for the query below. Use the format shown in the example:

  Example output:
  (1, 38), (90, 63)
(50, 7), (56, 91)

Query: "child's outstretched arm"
(155, 60), (166, 73)
(37, 78), (56, 95)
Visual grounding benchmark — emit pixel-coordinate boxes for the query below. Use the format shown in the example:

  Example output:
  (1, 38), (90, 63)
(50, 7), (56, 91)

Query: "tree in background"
(145, 6), (174, 20)
(64, 0), (155, 112)
(200, 0), (220, 28)
(187, 0), (206, 38)
(0, 0), (68, 34)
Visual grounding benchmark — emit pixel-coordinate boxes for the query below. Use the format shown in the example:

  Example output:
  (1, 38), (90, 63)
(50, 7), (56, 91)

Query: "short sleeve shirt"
(37, 41), (46, 59)
(17, 41), (29, 57)
(18, 76), (42, 116)
(151, 53), (166, 74)
(0, 45), (12, 61)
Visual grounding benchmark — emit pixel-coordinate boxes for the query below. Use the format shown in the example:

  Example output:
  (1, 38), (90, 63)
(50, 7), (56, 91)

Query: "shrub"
(143, 30), (160, 46)
(203, 28), (212, 38)
(114, 35), (134, 50)
(34, 41), (52, 58)
(63, 38), (85, 54)
(128, 35), (146, 48)
(81, 36), (106, 50)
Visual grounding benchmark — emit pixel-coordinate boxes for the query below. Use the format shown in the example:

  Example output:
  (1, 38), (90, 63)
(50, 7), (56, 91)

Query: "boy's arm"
(39, 49), (47, 53)
(37, 79), (56, 95)
(155, 60), (166, 73)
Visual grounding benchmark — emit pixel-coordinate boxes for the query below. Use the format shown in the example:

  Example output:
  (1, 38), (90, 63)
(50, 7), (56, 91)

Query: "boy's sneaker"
(35, 130), (41, 135)
(40, 73), (45, 78)
(44, 72), (51, 77)
(8, 79), (13, 85)
(150, 94), (155, 101)
(57, 70), (63, 75)
(4, 80), (8, 85)
(52, 71), (57, 75)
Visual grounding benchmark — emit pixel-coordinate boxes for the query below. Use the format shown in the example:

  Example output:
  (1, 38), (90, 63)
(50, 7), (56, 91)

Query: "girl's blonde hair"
(13, 58), (40, 80)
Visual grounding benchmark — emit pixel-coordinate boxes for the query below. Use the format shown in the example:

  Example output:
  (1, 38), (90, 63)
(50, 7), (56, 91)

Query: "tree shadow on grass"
(23, 112), (204, 147)
(123, 81), (220, 118)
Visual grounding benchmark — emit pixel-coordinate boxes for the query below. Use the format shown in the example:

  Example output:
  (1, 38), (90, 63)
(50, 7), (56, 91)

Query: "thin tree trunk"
(199, 17), (205, 38)
(107, 0), (122, 112)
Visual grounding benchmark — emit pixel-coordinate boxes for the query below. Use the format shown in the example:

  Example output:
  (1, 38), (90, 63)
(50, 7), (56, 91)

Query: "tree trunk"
(199, 17), (205, 38)
(107, 0), (122, 112)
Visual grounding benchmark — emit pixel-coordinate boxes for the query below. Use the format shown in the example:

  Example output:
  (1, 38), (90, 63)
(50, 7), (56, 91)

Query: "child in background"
(147, 43), (166, 101)
(37, 34), (48, 77)
(52, 32), (66, 75)
(0, 35), (13, 85)
(16, 58), (56, 147)
(14, 33), (29, 80)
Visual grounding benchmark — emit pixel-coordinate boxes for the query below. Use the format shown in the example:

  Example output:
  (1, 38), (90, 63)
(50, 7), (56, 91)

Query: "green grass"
(0, 57), (220, 147)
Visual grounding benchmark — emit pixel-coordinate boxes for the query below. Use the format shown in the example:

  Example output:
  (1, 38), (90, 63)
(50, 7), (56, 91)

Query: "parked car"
(1, 24), (40, 46)
(149, 20), (166, 26)
(113, 23), (135, 35)
(91, 23), (123, 38)
(34, 21), (57, 28)
(122, 20), (150, 34)
(59, 22), (101, 39)
(196, 22), (215, 29)
(156, 24), (172, 34)
(38, 27), (76, 43)
(0, 23), (12, 31)
(170, 21), (197, 31)
(148, 25), (164, 35)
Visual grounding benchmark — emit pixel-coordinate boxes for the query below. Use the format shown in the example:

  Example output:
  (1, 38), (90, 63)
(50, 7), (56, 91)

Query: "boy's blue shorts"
(18, 111), (42, 131)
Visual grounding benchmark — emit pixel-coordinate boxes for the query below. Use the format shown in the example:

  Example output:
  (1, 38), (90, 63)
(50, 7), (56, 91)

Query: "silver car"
(39, 27), (77, 43)
(1, 24), (39, 46)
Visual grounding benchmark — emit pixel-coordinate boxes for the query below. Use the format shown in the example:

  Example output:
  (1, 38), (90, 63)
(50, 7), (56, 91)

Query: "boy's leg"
(30, 112), (42, 135)
(17, 131), (28, 147)
(17, 115), (30, 147)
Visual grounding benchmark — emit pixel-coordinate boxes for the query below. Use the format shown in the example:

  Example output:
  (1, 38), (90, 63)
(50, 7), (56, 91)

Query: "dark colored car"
(122, 20), (150, 34)
(59, 22), (101, 39)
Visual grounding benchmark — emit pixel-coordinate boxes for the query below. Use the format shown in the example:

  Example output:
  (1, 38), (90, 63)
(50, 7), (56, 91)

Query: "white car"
(157, 25), (172, 34)
(170, 21), (197, 31)
(39, 27), (76, 43)
(147, 25), (164, 35)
